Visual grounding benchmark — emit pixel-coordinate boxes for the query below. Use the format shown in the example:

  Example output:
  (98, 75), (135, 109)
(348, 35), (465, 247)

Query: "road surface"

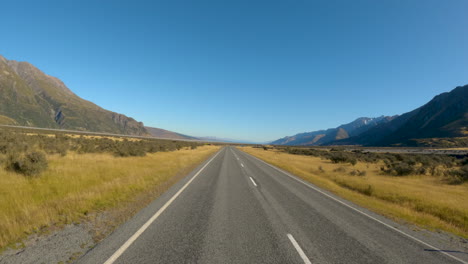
(78, 147), (468, 264)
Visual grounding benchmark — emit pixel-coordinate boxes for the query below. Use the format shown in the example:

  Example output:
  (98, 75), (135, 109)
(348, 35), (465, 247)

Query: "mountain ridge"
(0, 55), (149, 136)
(271, 116), (394, 146)
(273, 85), (468, 147)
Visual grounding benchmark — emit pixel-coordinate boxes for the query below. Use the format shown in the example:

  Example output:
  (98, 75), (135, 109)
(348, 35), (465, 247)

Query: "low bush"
(0, 128), (203, 160)
(394, 162), (413, 176)
(280, 146), (466, 180)
(350, 170), (367, 176)
(448, 165), (468, 184)
(113, 140), (146, 157)
(328, 152), (357, 165)
(6, 151), (48, 176)
(333, 166), (347, 173)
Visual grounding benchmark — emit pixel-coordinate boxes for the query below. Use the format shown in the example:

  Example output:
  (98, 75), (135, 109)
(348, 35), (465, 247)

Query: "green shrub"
(329, 152), (357, 165)
(280, 146), (467, 178)
(113, 141), (146, 157)
(448, 165), (468, 184)
(6, 151), (48, 176)
(363, 185), (374, 196)
(391, 162), (414, 176)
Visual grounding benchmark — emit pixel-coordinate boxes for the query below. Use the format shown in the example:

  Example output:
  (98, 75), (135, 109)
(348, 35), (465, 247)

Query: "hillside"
(273, 85), (468, 147)
(372, 85), (467, 145)
(145, 126), (197, 140)
(331, 110), (421, 146)
(0, 55), (148, 135)
(272, 116), (394, 146)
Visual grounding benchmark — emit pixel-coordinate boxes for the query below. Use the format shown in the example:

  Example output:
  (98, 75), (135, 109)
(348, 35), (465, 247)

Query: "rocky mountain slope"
(273, 85), (468, 147)
(333, 85), (468, 146)
(272, 116), (394, 146)
(145, 126), (197, 140)
(0, 55), (148, 135)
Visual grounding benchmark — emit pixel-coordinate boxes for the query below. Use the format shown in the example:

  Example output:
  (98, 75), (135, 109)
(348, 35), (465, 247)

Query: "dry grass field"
(0, 145), (220, 249)
(240, 147), (468, 238)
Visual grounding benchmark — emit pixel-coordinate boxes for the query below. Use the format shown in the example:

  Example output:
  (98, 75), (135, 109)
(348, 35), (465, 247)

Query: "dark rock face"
(54, 108), (65, 125)
(0, 55), (148, 136)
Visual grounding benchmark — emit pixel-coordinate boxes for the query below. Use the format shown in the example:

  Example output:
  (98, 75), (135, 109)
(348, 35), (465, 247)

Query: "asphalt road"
(78, 147), (468, 264)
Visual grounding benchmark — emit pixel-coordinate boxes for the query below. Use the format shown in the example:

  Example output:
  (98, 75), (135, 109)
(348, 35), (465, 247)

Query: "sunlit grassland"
(0, 145), (220, 249)
(24, 132), (142, 141)
(239, 147), (468, 238)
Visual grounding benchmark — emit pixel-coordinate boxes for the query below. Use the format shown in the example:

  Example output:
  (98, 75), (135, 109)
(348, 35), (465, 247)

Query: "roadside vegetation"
(0, 127), (219, 250)
(240, 146), (468, 238)
(283, 146), (468, 183)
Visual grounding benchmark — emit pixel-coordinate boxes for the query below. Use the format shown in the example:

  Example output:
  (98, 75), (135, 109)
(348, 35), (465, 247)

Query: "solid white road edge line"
(240, 150), (468, 264)
(102, 149), (223, 264)
(287, 233), (312, 264)
(249, 177), (258, 187)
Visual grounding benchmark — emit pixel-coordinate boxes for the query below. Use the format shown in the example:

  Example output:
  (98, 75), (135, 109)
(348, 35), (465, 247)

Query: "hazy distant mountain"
(272, 116), (394, 146)
(197, 136), (259, 144)
(145, 126), (197, 140)
(0, 55), (148, 135)
(333, 85), (468, 146)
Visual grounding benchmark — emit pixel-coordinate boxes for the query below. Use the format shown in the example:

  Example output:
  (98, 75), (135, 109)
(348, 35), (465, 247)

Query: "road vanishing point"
(78, 147), (468, 264)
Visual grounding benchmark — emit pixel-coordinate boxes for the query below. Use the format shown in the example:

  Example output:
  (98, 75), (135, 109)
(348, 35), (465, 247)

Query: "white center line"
(241, 163), (244, 167)
(249, 177), (258, 187)
(102, 149), (222, 264)
(287, 234), (312, 264)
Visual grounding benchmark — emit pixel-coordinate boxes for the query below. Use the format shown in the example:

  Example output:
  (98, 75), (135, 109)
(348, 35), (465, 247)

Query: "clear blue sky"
(1, 0), (467, 142)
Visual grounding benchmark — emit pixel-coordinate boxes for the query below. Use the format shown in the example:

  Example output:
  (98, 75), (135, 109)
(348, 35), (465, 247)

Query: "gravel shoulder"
(0, 223), (94, 264)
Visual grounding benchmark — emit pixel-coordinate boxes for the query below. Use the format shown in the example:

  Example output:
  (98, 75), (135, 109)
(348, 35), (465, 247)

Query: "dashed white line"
(249, 177), (258, 187)
(241, 163), (244, 167)
(287, 234), (312, 264)
(102, 149), (222, 264)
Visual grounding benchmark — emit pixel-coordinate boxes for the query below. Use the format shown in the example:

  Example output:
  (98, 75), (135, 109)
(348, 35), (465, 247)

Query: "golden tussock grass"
(0, 145), (220, 249)
(25, 132), (141, 142)
(63, 134), (142, 141)
(240, 147), (468, 238)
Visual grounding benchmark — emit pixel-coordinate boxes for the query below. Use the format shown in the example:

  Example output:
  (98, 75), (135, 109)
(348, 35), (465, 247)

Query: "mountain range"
(0, 55), (196, 140)
(272, 85), (468, 147)
(272, 116), (396, 146)
(1, 55), (466, 146)
(0, 55), (150, 135)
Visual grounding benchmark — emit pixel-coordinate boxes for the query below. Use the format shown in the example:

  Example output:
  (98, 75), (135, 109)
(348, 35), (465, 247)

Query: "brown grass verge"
(0, 145), (220, 250)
